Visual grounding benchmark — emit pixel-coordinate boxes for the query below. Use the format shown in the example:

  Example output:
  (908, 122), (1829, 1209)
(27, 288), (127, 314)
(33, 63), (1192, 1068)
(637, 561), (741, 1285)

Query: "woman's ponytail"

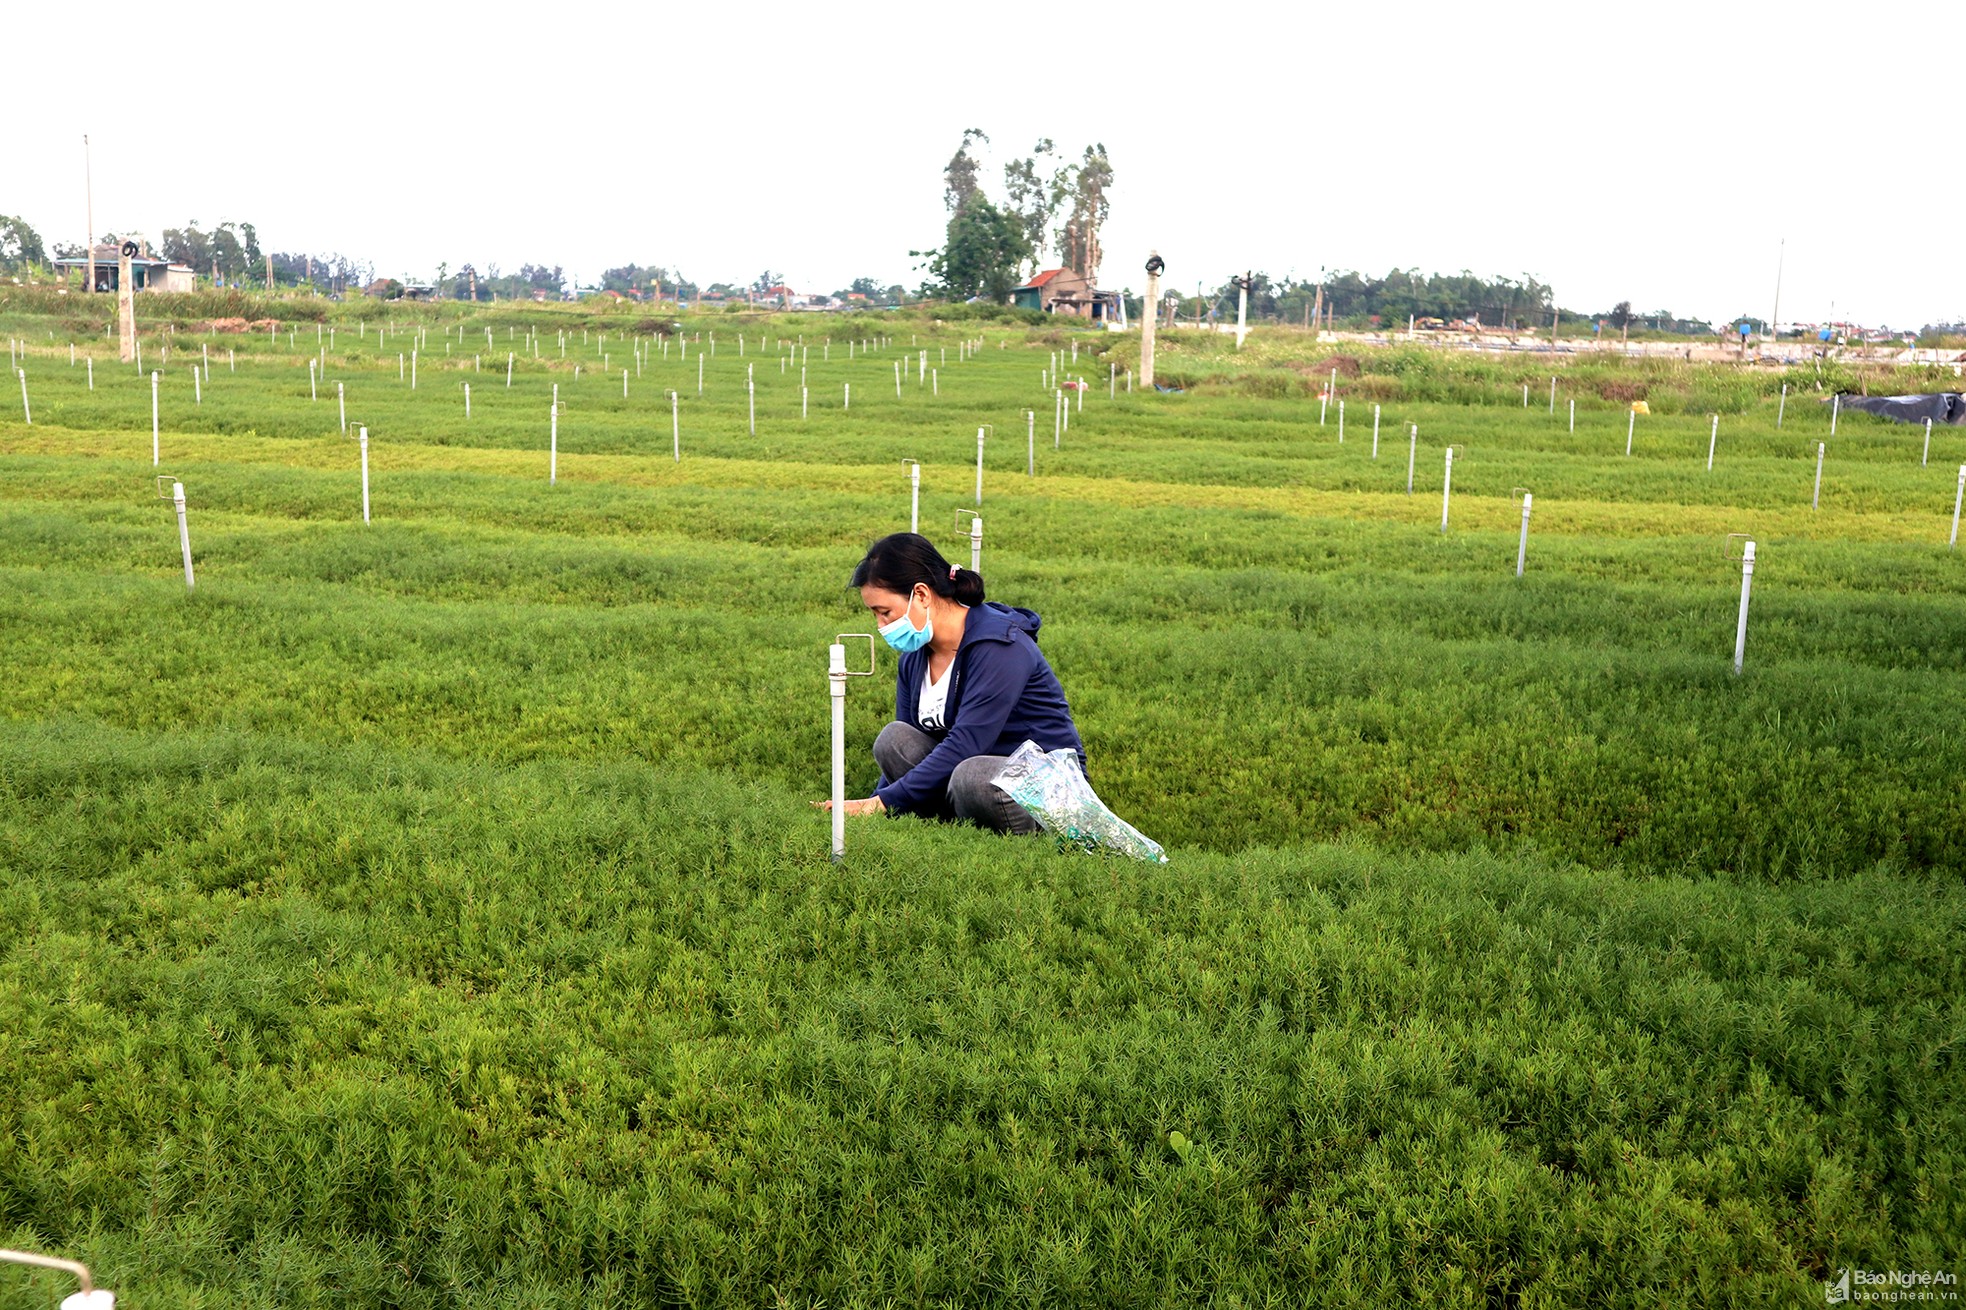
(949, 566), (986, 607)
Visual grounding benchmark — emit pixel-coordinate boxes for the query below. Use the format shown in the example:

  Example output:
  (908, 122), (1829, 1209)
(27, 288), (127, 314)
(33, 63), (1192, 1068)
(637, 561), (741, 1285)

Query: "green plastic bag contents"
(991, 740), (1168, 863)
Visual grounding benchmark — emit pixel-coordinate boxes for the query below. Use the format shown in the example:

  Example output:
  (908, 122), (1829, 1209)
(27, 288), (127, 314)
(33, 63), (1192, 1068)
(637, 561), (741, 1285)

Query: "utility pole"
(1770, 236), (1785, 344)
(1232, 271), (1253, 349)
(1140, 251), (1163, 391)
(117, 242), (135, 363)
(83, 134), (95, 294)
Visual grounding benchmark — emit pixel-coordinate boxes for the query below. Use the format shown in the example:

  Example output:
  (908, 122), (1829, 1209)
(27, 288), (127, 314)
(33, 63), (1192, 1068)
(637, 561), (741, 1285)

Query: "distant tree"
(849, 276), (881, 296)
(520, 264), (565, 294)
(1002, 138), (1060, 277)
(210, 224), (245, 283)
(751, 270), (785, 296)
(236, 221), (262, 275)
(161, 221), (212, 276)
(600, 264), (680, 296)
(0, 214), (46, 265)
(943, 128), (989, 212)
(882, 284), (906, 306)
(918, 195), (1029, 303)
(1054, 142), (1113, 281)
(1609, 300), (1634, 330)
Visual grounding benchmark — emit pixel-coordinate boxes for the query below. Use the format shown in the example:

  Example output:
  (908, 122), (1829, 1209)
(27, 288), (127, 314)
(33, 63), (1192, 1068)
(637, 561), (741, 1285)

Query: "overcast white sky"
(11, 1), (1959, 328)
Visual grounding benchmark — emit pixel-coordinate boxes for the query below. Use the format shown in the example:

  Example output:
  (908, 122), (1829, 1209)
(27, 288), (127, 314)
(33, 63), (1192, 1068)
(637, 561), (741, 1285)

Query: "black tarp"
(1834, 392), (1966, 426)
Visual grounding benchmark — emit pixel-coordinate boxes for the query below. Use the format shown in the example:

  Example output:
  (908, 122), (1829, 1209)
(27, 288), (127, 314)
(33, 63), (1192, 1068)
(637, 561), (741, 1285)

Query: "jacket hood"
(960, 601), (1041, 646)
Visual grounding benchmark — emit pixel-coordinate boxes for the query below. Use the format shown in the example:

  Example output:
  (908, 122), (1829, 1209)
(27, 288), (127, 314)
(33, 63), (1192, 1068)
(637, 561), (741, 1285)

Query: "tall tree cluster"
(919, 130), (1117, 303)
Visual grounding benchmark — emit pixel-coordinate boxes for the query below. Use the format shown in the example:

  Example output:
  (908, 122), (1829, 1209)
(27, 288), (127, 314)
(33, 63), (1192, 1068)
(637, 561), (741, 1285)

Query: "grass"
(1, 305), (1963, 1306)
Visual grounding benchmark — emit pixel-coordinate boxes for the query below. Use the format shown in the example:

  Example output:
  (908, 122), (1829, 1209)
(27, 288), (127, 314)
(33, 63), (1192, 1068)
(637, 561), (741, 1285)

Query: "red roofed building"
(1012, 267), (1121, 321)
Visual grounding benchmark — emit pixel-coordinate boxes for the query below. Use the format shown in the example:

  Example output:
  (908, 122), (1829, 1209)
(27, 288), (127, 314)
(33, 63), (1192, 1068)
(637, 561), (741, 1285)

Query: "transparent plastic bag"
(990, 740), (1168, 863)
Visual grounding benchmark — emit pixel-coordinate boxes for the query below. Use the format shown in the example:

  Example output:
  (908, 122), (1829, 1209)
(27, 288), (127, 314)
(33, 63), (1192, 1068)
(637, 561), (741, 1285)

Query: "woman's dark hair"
(851, 533), (986, 607)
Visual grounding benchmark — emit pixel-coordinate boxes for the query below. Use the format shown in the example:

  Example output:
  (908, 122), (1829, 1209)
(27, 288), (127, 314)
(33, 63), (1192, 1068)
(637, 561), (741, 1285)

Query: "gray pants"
(874, 721), (1039, 835)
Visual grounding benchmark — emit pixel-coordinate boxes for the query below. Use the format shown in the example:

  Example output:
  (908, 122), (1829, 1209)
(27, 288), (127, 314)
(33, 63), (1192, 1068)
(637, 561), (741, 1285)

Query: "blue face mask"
(879, 588), (933, 653)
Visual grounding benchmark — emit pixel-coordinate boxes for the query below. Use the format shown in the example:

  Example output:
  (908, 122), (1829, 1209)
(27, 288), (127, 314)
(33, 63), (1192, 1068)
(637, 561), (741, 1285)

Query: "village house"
(53, 243), (195, 293)
(1011, 268), (1123, 322)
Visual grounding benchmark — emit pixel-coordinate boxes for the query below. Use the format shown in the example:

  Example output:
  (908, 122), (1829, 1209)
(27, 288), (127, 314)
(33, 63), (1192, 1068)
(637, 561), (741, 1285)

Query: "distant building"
(1012, 268), (1122, 322)
(54, 243), (195, 293)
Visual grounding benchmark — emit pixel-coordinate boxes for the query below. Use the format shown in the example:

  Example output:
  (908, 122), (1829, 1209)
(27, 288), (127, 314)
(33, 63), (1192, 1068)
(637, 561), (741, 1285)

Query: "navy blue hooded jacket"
(874, 601), (1085, 816)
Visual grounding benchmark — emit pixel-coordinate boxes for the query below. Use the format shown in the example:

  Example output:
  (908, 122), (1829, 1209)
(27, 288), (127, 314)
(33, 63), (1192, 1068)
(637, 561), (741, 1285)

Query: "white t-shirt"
(917, 659), (952, 732)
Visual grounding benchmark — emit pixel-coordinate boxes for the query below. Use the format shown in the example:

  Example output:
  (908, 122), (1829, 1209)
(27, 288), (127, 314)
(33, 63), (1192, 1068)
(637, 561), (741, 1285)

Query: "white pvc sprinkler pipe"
(151, 372), (160, 466)
(1733, 540), (1755, 675)
(1813, 442), (1825, 509)
(1027, 410), (1036, 476)
(1626, 409), (1635, 456)
(549, 403), (558, 484)
(904, 460), (920, 533)
(1516, 492), (1532, 576)
(1372, 404), (1380, 458)
(828, 635), (875, 862)
(830, 642), (847, 861)
(168, 478), (194, 588)
(1922, 418), (1932, 467)
(1707, 415), (1718, 472)
(1441, 448), (1455, 532)
(465, 383), (471, 419)
(959, 512), (982, 572)
(975, 427), (986, 505)
(338, 381), (346, 432)
(1407, 425), (1417, 495)
(1338, 400), (1345, 444)
(1777, 382), (1787, 428)
(16, 368), (27, 425)
(671, 391), (680, 462)
(359, 427), (371, 523)
(1952, 465), (1965, 549)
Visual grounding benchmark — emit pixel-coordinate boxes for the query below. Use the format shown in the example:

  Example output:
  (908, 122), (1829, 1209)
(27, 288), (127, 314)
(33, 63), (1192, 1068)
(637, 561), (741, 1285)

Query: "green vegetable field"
(2, 295), (1961, 1306)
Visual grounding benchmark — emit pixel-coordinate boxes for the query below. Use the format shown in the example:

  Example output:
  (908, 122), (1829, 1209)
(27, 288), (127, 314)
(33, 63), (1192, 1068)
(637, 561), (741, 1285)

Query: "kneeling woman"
(827, 533), (1084, 834)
